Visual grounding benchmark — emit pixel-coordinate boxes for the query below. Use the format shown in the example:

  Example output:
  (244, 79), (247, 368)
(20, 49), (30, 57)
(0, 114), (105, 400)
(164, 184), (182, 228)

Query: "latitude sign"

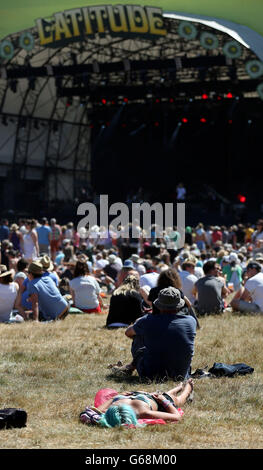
(36, 4), (167, 48)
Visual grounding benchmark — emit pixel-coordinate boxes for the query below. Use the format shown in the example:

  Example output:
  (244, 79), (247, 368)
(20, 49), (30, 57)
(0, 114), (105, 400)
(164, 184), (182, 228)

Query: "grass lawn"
(0, 301), (262, 450)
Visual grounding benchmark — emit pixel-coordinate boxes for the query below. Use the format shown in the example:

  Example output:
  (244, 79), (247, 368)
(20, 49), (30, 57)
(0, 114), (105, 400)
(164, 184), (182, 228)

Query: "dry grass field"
(0, 304), (262, 450)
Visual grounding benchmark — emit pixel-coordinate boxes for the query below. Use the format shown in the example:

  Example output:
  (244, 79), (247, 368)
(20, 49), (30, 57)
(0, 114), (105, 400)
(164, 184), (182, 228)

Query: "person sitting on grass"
(69, 260), (104, 313)
(0, 265), (21, 323)
(79, 379), (194, 427)
(192, 260), (229, 315)
(109, 287), (197, 381)
(27, 261), (69, 321)
(106, 274), (143, 328)
(230, 261), (263, 314)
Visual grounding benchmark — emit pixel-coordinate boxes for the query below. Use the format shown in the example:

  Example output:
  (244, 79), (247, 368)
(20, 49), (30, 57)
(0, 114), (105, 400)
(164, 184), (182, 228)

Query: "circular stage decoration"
(178, 21), (198, 40)
(256, 82), (263, 100)
(0, 39), (14, 60)
(200, 31), (219, 50)
(19, 31), (35, 52)
(223, 40), (242, 59)
(245, 60), (263, 78)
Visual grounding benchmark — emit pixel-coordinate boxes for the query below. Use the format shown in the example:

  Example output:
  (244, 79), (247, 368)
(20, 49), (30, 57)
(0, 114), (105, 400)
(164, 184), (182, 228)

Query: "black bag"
(208, 362), (254, 378)
(0, 408), (27, 429)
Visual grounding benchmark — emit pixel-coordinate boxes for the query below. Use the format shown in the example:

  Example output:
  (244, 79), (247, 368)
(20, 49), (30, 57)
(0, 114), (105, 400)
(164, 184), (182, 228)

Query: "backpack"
(0, 408), (27, 429)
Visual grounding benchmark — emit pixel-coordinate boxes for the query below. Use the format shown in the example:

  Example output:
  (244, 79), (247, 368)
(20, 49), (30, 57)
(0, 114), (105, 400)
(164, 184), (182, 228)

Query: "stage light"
(155, 98), (160, 103)
(226, 92), (233, 99)
(202, 93), (208, 100)
(101, 98), (107, 105)
(237, 194), (246, 203)
(228, 119), (233, 124)
(169, 98), (174, 103)
(200, 118), (207, 123)
(123, 97), (128, 103)
(181, 118), (188, 123)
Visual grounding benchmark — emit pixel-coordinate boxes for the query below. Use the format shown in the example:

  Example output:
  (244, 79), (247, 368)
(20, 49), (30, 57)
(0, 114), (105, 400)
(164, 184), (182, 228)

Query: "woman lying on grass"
(79, 379), (194, 428)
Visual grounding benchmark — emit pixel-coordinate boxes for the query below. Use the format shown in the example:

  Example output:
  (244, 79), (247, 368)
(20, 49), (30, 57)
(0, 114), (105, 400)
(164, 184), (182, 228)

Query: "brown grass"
(0, 307), (262, 449)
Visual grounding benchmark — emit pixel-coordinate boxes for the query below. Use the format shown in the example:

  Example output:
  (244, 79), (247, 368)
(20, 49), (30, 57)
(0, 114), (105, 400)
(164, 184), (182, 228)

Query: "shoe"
(190, 367), (213, 379)
(111, 365), (134, 377)
(107, 361), (123, 369)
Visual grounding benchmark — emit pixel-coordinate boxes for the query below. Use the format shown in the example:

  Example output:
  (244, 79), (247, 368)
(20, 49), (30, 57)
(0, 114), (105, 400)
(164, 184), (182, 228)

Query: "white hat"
(229, 252), (239, 263)
(108, 254), (117, 264)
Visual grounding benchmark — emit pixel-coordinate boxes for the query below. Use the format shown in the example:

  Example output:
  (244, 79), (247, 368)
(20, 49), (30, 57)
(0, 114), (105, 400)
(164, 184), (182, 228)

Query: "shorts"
(236, 300), (262, 314)
(73, 304), (101, 314)
(50, 240), (60, 252)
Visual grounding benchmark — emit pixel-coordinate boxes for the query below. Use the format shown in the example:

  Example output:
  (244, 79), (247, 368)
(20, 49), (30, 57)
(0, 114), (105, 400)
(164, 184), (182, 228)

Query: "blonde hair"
(113, 275), (139, 296)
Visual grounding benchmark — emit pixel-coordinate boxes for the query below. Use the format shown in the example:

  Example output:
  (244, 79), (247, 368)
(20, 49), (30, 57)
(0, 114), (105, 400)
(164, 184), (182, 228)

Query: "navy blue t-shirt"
(133, 312), (196, 380)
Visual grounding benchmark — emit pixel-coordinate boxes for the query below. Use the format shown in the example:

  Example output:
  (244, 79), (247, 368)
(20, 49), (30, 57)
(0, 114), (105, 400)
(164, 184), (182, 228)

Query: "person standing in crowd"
(211, 226), (223, 246)
(195, 223), (207, 251)
(176, 182), (186, 202)
(193, 260), (228, 315)
(0, 219), (9, 242)
(252, 219), (263, 255)
(50, 218), (62, 261)
(222, 253), (243, 291)
(36, 217), (51, 255)
(8, 224), (22, 253)
(21, 219), (39, 263)
(230, 261), (263, 314)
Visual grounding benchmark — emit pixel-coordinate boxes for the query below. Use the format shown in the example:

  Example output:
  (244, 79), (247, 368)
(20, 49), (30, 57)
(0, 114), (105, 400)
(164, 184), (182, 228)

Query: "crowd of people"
(1, 215), (262, 427)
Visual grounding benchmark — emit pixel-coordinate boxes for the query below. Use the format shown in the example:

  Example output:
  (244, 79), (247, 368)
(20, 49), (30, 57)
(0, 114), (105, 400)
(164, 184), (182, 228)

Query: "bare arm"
(125, 325), (136, 338)
(28, 293), (39, 321)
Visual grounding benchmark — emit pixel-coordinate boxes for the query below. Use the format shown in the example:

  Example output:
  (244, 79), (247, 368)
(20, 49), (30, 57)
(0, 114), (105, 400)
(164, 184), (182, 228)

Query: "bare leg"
(169, 379), (194, 407)
(165, 382), (184, 399)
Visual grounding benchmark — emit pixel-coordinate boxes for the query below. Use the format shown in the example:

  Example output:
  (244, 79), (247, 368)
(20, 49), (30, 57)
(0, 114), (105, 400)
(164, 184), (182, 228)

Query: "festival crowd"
(1, 217), (263, 324)
(1, 215), (262, 427)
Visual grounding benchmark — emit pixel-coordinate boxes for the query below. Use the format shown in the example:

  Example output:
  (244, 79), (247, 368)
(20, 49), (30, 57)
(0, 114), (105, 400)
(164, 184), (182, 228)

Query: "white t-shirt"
(245, 272), (263, 311)
(194, 267), (204, 279)
(179, 270), (198, 304)
(95, 259), (109, 270)
(139, 272), (159, 289)
(0, 282), (18, 322)
(69, 275), (101, 309)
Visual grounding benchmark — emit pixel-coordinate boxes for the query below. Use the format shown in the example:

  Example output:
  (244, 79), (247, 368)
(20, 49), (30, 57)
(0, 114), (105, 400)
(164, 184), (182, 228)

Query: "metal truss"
(0, 15), (261, 203)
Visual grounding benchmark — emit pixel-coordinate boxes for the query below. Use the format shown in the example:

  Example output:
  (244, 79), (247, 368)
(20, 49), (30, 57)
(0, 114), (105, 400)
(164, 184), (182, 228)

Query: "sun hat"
(153, 287), (185, 311)
(40, 255), (54, 271)
(0, 264), (13, 278)
(246, 261), (261, 272)
(123, 259), (134, 268)
(10, 224), (19, 231)
(28, 261), (43, 275)
(108, 254), (117, 264)
(130, 254), (143, 263)
(228, 252), (239, 263)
